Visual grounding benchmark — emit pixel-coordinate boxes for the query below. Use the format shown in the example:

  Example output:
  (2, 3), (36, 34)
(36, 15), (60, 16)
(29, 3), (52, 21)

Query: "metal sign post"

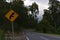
(12, 22), (14, 40)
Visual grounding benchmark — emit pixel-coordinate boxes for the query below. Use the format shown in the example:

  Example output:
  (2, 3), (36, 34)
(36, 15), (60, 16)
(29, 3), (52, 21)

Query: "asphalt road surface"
(24, 30), (60, 40)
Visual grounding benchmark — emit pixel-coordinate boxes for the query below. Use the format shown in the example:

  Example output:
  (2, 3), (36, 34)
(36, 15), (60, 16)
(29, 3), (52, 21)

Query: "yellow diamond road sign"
(5, 9), (19, 22)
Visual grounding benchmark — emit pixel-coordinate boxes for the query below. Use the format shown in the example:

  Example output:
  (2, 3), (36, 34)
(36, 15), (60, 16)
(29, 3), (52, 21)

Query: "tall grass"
(0, 30), (5, 40)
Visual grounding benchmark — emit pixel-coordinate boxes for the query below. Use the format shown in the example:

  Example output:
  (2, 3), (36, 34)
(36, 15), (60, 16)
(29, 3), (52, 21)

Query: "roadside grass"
(43, 33), (60, 37)
(0, 30), (5, 40)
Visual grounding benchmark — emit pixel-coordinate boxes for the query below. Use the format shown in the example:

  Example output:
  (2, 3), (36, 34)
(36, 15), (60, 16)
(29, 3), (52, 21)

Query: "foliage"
(38, 0), (60, 34)
(37, 18), (54, 33)
(29, 2), (39, 18)
(0, 30), (5, 40)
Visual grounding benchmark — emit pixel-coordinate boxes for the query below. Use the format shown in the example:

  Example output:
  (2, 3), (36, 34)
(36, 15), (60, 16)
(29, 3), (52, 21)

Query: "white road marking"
(26, 36), (29, 40)
(40, 36), (49, 40)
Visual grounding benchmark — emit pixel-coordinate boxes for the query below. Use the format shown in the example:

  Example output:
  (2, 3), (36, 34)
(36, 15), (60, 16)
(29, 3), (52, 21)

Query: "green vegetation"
(0, 30), (5, 40)
(36, 0), (60, 34)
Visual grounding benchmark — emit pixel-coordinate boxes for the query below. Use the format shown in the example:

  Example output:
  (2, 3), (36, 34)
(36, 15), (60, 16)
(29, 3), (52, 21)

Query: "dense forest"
(0, 0), (60, 34)
(36, 0), (60, 34)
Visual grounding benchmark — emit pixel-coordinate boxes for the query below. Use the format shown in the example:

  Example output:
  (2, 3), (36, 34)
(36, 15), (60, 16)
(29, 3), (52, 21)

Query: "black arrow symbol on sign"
(9, 13), (15, 19)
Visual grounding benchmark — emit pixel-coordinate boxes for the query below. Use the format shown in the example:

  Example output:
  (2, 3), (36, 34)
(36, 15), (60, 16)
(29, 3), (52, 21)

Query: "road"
(24, 30), (60, 40)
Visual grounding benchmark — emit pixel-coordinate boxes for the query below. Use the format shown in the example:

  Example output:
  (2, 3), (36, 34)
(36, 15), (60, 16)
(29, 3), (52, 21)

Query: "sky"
(6, 0), (60, 21)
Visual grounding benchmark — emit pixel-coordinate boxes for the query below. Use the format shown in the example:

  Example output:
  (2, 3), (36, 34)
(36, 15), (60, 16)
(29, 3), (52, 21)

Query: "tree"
(38, 0), (60, 34)
(36, 15), (54, 33)
(25, 2), (39, 29)
(29, 2), (39, 18)
(48, 0), (60, 33)
(10, 1), (39, 31)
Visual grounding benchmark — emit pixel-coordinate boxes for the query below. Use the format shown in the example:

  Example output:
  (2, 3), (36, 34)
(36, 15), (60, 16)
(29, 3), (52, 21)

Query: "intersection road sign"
(5, 9), (19, 22)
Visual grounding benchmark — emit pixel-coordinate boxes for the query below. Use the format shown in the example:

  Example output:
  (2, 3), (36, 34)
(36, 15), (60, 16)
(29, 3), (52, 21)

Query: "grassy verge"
(0, 30), (5, 40)
(44, 33), (60, 37)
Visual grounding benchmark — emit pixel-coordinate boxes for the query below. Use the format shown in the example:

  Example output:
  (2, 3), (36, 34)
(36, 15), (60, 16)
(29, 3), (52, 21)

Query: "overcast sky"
(24, 0), (49, 15)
